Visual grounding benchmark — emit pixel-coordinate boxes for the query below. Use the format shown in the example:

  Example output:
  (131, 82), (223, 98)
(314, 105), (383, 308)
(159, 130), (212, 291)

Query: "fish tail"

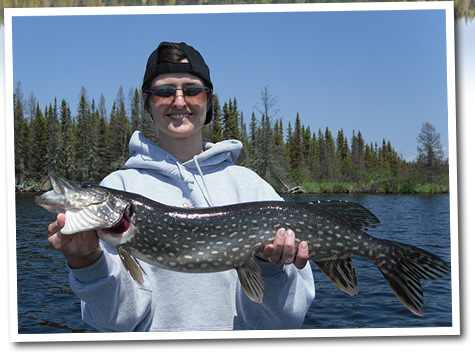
(377, 241), (450, 316)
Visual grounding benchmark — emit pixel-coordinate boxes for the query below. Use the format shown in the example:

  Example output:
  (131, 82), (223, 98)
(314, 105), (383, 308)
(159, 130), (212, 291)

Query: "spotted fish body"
(36, 174), (450, 316)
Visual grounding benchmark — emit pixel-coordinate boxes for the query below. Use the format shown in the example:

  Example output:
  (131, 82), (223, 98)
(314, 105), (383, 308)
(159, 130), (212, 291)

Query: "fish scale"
(36, 174), (451, 315)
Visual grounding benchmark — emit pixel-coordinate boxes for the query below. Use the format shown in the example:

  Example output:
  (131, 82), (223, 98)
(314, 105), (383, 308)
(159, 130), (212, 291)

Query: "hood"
(125, 131), (242, 172)
(124, 131), (243, 207)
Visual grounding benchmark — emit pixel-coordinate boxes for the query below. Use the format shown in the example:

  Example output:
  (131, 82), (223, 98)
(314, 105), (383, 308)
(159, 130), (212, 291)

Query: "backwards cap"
(143, 42), (213, 91)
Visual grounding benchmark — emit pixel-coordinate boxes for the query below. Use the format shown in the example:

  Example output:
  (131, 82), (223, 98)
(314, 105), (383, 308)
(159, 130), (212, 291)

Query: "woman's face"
(145, 72), (212, 141)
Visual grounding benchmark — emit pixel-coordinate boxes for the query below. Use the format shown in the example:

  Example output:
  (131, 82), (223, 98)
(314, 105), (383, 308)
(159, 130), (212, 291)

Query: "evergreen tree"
(288, 113), (303, 170)
(96, 103), (111, 179)
(46, 99), (60, 175)
(336, 128), (349, 161)
(109, 86), (131, 170)
(249, 111), (258, 144)
(98, 93), (107, 120)
(222, 98), (240, 140)
(57, 100), (75, 179)
(273, 118), (285, 147)
(14, 82), (28, 183)
(75, 93), (94, 181)
(209, 95), (224, 143)
(30, 103), (48, 180)
(236, 111), (249, 166)
(364, 143), (376, 172)
(320, 127), (338, 181)
(302, 126), (312, 165)
(351, 130), (365, 172)
(130, 88), (141, 133)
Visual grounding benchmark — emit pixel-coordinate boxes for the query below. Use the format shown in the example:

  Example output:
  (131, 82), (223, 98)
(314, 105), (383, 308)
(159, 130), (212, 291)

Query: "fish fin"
(315, 256), (359, 296)
(118, 246), (145, 286)
(310, 201), (380, 230)
(378, 242), (451, 317)
(236, 259), (265, 303)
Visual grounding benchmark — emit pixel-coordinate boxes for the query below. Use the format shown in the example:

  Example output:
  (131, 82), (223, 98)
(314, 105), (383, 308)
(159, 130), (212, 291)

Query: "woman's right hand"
(48, 213), (102, 269)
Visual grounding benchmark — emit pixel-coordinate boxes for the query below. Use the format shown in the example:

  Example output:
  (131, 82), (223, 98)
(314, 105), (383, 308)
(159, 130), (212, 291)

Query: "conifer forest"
(13, 83), (449, 194)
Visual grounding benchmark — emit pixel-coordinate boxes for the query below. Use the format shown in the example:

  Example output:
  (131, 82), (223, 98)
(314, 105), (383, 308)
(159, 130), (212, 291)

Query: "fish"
(36, 174), (450, 316)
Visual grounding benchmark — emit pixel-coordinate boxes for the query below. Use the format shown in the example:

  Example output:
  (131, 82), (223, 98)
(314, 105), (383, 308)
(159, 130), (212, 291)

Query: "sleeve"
(66, 172), (154, 332)
(68, 244), (154, 332)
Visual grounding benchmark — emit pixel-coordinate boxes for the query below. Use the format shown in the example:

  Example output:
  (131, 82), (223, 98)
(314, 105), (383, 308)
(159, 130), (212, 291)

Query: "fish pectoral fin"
(236, 259), (265, 303)
(118, 246), (146, 286)
(315, 256), (359, 296)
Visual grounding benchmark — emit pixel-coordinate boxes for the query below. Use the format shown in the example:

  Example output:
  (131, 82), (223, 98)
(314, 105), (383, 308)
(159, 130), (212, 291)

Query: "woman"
(47, 42), (315, 331)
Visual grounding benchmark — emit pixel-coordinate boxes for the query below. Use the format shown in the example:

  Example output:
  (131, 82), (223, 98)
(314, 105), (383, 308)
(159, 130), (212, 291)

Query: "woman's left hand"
(256, 228), (309, 269)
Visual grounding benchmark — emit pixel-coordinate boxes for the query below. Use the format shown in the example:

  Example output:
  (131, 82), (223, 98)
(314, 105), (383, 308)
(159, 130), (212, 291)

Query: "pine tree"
(249, 111), (258, 144)
(46, 99), (60, 175)
(75, 93), (93, 181)
(130, 88), (141, 134)
(273, 118), (285, 147)
(364, 143), (376, 172)
(336, 128), (349, 161)
(209, 95), (224, 143)
(109, 86), (131, 170)
(236, 111), (249, 166)
(288, 113), (303, 170)
(222, 98), (240, 140)
(96, 104), (111, 179)
(302, 126), (312, 165)
(14, 82), (28, 183)
(320, 127), (338, 181)
(351, 130), (365, 172)
(31, 103), (48, 180)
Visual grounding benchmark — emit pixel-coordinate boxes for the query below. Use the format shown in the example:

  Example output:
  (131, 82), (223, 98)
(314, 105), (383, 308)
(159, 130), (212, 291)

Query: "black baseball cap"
(143, 42), (214, 124)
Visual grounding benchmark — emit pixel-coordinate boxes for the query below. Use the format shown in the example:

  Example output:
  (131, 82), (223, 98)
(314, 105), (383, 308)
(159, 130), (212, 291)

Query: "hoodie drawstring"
(193, 155), (214, 207)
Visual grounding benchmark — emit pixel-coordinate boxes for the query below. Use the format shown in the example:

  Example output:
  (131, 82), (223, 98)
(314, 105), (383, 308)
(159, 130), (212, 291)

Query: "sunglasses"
(145, 85), (212, 105)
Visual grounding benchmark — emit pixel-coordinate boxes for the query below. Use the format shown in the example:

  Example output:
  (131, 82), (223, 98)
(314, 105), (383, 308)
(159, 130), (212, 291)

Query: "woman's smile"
(167, 113), (193, 121)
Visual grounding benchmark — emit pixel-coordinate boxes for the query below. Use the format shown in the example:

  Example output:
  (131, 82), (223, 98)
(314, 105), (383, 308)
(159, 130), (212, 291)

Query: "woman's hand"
(256, 228), (308, 269)
(48, 213), (102, 269)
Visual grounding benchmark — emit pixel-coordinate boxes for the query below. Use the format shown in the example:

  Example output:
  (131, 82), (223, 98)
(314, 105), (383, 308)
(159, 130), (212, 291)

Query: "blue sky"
(9, 6), (450, 161)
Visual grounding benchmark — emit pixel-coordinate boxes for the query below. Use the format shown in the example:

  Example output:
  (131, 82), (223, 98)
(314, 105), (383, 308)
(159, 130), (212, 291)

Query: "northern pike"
(36, 174), (450, 316)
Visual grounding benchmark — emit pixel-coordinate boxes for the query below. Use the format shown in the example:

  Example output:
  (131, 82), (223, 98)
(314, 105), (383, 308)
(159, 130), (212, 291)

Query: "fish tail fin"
(377, 242), (450, 316)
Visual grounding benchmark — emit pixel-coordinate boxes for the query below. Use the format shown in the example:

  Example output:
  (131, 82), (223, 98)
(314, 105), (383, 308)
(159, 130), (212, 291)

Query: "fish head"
(36, 174), (128, 235)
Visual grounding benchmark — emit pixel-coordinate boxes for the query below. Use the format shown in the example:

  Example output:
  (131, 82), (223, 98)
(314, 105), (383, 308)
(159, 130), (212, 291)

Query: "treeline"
(13, 83), (449, 193)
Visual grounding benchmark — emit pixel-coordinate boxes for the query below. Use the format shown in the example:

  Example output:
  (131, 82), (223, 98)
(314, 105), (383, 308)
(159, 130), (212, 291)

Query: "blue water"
(15, 193), (453, 333)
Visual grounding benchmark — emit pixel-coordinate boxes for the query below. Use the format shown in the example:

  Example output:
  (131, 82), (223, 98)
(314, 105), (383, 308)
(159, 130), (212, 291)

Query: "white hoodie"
(68, 131), (315, 332)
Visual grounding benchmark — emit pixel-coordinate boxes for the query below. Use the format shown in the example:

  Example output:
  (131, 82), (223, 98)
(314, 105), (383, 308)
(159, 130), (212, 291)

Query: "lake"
(14, 193), (453, 334)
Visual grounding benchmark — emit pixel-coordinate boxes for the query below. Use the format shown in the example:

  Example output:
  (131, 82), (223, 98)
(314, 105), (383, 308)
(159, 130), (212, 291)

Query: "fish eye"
(80, 183), (93, 189)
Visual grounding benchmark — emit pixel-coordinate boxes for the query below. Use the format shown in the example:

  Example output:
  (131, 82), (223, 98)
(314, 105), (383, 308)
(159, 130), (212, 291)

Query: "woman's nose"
(173, 89), (187, 108)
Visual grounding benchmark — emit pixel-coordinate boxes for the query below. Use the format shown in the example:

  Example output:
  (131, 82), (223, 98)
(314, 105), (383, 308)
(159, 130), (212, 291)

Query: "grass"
(298, 180), (449, 194)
